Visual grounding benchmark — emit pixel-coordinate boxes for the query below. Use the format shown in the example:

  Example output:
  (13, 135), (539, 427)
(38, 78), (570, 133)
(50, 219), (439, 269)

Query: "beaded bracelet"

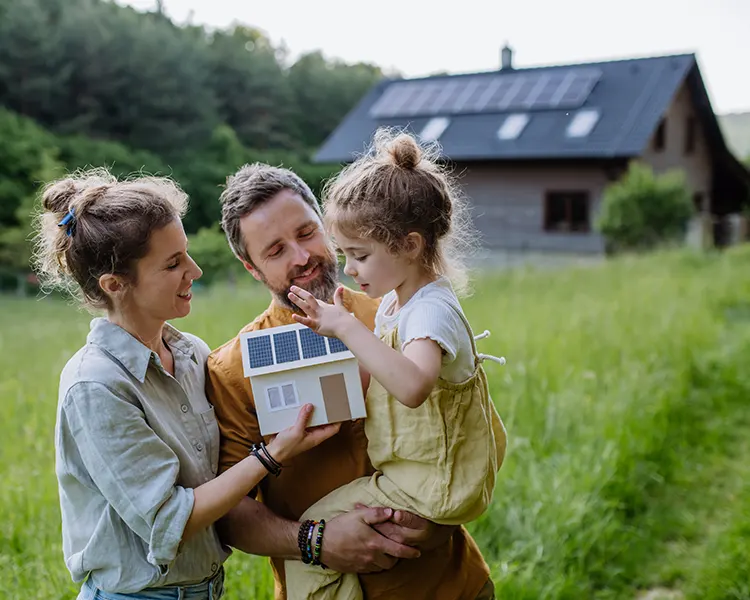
(311, 519), (327, 568)
(297, 519), (316, 564)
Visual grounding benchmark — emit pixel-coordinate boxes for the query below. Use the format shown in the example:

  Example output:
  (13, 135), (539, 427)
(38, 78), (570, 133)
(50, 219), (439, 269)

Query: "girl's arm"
(289, 285), (442, 409)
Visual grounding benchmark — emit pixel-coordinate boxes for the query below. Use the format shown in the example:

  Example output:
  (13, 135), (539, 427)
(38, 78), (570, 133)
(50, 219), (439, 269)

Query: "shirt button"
(211, 563), (218, 572)
(196, 443), (204, 452)
(181, 404), (189, 413)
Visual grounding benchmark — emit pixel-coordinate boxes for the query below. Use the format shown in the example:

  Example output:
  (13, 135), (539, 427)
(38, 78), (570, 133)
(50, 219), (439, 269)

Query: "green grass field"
(3, 246), (750, 600)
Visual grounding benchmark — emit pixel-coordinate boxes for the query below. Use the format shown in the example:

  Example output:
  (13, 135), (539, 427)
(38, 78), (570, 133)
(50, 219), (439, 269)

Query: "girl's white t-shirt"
(374, 277), (475, 383)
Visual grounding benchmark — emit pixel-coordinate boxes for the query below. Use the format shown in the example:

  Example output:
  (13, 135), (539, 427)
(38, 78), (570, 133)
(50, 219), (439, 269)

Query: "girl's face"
(334, 228), (412, 299)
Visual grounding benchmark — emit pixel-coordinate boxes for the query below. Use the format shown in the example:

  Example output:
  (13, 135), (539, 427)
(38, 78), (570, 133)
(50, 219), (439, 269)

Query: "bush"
(187, 223), (245, 286)
(595, 162), (693, 253)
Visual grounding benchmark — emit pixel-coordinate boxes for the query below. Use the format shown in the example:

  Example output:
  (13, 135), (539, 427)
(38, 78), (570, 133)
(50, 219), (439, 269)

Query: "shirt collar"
(86, 318), (197, 383)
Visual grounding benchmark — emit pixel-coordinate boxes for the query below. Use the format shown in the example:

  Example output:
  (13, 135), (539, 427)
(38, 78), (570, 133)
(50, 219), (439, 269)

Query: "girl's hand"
(267, 404), (341, 464)
(288, 285), (351, 338)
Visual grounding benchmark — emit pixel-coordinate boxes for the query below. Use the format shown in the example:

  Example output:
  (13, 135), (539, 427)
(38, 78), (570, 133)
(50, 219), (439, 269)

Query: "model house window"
(685, 116), (696, 154)
(497, 113), (529, 140)
(266, 382), (300, 412)
(653, 118), (666, 151)
(544, 192), (590, 232)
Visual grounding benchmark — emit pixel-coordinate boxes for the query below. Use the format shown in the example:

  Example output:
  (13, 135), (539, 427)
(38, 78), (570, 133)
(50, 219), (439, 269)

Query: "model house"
(240, 323), (366, 436)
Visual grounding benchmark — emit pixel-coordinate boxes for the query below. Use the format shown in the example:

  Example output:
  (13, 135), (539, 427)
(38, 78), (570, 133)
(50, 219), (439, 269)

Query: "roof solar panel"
(273, 331), (300, 364)
(328, 338), (349, 354)
(248, 335), (274, 369)
(299, 328), (328, 359)
(368, 68), (601, 118)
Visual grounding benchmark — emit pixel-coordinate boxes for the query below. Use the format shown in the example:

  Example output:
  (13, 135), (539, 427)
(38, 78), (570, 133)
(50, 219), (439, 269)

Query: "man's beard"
(259, 253), (340, 313)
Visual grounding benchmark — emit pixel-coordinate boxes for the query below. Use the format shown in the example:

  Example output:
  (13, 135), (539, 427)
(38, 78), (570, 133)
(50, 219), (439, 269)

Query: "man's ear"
(241, 260), (263, 282)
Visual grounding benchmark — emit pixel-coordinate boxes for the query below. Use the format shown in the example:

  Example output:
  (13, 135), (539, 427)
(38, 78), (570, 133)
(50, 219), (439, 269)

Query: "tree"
(595, 162), (694, 253)
(0, 108), (63, 271)
(288, 51), (382, 148)
(207, 26), (298, 150)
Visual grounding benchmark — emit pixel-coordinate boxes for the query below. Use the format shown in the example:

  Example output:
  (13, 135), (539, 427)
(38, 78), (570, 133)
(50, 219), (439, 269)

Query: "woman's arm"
(62, 384), (337, 563)
(184, 403), (341, 541)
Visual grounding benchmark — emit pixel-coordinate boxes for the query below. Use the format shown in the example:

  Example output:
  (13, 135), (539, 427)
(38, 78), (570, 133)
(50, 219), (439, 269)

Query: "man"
(205, 163), (495, 600)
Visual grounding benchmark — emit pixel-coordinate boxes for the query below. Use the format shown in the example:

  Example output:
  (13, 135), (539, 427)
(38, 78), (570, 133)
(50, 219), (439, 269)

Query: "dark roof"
(313, 53), (735, 165)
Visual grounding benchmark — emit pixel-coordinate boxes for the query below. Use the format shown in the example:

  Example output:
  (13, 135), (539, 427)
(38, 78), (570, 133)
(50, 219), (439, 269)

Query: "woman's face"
(123, 219), (203, 323)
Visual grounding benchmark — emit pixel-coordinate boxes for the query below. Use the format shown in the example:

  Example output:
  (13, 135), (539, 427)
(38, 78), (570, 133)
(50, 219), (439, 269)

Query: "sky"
(121, 0), (750, 115)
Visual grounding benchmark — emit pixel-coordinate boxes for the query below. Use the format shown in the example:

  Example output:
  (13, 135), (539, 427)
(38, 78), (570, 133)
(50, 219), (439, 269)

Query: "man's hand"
(319, 507), (421, 574)
(355, 504), (458, 552)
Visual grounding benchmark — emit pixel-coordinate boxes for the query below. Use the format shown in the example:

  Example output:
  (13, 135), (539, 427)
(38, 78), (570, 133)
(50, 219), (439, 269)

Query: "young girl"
(284, 129), (508, 600)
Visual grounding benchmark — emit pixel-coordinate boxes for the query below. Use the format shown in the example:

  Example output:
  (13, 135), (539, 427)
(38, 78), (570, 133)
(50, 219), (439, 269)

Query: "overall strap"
(438, 291), (506, 369)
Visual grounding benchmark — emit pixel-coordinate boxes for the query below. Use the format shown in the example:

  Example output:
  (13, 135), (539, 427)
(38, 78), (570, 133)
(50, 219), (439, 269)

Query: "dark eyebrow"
(261, 237), (283, 257)
(297, 220), (318, 233)
(261, 221), (319, 256)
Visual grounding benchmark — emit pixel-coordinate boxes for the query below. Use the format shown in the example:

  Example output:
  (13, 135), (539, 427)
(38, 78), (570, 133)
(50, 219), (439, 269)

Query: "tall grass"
(2, 246), (750, 599)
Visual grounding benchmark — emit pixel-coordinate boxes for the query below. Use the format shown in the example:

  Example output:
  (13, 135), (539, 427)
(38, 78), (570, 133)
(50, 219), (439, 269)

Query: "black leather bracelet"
(259, 442), (283, 472)
(250, 443), (281, 476)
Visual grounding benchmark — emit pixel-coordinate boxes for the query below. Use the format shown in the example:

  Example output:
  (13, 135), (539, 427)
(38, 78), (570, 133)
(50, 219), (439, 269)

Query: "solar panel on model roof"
(247, 335), (274, 369)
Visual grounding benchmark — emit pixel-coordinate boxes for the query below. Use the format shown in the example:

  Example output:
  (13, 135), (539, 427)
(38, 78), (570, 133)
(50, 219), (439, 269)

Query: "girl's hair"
(32, 167), (188, 311)
(322, 127), (478, 295)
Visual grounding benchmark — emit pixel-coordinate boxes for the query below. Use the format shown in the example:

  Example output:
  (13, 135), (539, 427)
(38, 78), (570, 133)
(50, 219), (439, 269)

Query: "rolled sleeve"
(61, 381), (194, 566)
(206, 349), (262, 476)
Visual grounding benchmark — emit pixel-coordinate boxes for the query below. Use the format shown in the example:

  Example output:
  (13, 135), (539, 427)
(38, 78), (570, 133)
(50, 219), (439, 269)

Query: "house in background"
(314, 48), (750, 254)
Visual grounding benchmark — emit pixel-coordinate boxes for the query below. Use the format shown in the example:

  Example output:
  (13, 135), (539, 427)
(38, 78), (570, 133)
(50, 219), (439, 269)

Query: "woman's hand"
(288, 285), (352, 338)
(267, 404), (341, 464)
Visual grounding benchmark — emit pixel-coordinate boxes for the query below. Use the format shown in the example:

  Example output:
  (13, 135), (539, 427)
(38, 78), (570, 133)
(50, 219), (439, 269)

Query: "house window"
(566, 109), (600, 138)
(653, 118), (666, 151)
(693, 191), (704, 212)
(685, 116), (696, 154)
(544, 192), (590, 233)
(419, 117), (450, 142)
(497, 113), (529, 140)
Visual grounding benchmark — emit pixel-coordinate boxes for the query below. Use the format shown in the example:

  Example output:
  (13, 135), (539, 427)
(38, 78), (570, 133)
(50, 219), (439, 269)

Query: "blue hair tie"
(58, 207), (76, 237)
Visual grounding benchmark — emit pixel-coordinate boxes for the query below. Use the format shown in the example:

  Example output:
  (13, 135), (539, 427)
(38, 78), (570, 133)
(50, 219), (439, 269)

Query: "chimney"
(501, 43), (513, 70)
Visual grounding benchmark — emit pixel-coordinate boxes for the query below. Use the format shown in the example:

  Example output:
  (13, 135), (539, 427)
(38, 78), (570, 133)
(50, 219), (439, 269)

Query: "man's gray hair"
(219, 163), (321, 265)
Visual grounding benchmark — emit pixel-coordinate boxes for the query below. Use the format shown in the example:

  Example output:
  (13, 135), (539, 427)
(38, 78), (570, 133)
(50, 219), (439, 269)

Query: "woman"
(33, 168), (339, 600)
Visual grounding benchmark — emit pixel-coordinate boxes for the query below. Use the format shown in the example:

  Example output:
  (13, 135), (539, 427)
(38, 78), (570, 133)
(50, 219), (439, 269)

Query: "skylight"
(497, 113), (530, 140)
(567, 109), (600, 138)
(419, 117), (450, 142)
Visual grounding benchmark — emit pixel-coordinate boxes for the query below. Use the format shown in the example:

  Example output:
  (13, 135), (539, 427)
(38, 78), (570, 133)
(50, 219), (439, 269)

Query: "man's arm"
(218, 497), (421, 573)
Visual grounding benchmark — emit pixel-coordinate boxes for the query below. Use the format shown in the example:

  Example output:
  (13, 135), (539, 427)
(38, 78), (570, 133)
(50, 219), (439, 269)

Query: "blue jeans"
(77, 568), (224, 600)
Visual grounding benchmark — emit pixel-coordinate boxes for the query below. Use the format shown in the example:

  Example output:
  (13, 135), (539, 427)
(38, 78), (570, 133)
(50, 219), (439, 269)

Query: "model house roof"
(314, 52), (739, 165)
(240, 323), (355, 378)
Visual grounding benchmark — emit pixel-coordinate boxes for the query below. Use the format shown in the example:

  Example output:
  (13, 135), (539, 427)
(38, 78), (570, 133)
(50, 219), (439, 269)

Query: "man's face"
(239, 189), (338, 309)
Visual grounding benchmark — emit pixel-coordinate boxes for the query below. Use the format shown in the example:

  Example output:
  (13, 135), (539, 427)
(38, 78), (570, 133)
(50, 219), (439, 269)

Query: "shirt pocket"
(199, 406), (221, 474)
